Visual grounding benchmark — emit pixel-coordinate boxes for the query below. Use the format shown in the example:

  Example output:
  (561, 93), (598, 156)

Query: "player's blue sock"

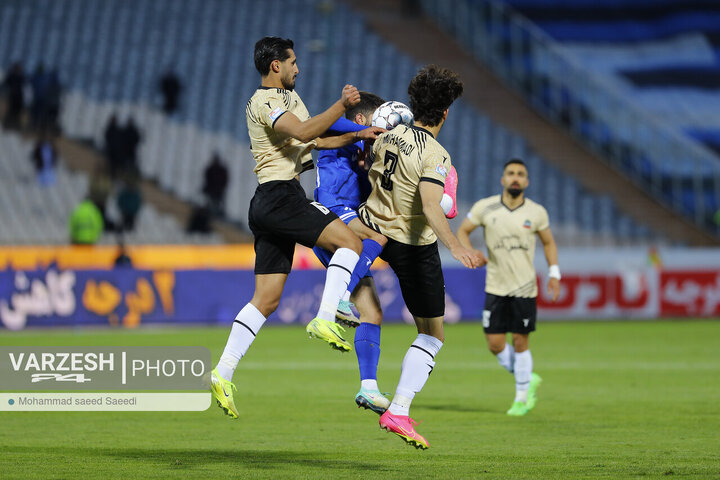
(355, 322), (381, 381)
(347, 239), (383, 294)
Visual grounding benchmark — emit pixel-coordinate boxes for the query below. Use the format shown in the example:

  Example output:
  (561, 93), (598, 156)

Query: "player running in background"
(210, 36), (383, 419)
(456, 159), (561, 416)
(358, 65), (482, 449)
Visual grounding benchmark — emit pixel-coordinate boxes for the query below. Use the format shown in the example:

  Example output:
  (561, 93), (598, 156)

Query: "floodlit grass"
(1, 320), (719, 479)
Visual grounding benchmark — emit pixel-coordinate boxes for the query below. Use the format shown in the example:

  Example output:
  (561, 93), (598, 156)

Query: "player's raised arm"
(274, 85), (360, 143)
(537, 227), (560, 302)
(315, 126), (385, 150)
(419, 181), (481, 269)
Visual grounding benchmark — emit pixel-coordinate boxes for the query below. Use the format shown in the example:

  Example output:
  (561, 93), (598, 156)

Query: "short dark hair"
(345, 91), (385, 120)
(503, 158), (527, 172)
(254, 37), (294, 76)
(407, 65), (463, 127)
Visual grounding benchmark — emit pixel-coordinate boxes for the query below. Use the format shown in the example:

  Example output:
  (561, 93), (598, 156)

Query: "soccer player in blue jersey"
(312, 91), (393, 413)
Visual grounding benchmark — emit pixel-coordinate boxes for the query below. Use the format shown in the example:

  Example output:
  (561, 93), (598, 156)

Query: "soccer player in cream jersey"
(209, 36), (383, 419)
(358, 65), (482, 449)
(457, 159), (561, 416)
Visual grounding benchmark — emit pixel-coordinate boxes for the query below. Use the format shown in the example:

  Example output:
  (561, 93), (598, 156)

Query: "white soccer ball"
(371, 101), (414, 130)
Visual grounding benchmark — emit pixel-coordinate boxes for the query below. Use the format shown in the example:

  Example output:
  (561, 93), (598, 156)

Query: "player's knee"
(371, 232), (388, 247)
(344, 234), (362, 255)
(487, 339), (505, 355)
(488, 343), (504, 355)
(251, 296), (280, 317)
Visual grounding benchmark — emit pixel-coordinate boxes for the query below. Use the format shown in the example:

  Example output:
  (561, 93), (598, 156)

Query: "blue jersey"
(314, 118), (371, 210)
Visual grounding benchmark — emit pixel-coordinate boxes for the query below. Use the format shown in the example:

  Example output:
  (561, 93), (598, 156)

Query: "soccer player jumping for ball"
(359, 65), (483, 449)
(210, 37), (383, 418)
(457, 159), (561, 416)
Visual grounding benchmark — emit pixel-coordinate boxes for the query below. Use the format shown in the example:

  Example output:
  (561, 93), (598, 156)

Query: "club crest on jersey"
(268, 106), (285, 123)
(435, 164), (448, 177)
(523, 219), (531, 229)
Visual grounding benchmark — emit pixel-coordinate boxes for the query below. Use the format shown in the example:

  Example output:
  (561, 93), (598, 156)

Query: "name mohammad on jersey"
(376, 132), (415, 156)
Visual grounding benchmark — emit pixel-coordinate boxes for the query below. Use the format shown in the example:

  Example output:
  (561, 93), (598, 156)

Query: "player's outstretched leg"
(211, 300), (270, 418)
(308, 221), (361, 351)
(380, 333), (442, 449)
(311, 246), (360, 328)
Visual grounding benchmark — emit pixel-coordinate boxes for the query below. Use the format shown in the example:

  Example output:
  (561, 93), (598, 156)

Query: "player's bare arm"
(538, 227), (560, 302)
(456, 218), (488, 267)
(419, 181), (482, 269)
(273, 84), (360, 143)
(315, 126), (385, 150)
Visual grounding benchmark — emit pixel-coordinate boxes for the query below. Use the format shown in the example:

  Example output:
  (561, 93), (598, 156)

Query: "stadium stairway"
(51, 135), (251, 244)
(345, 0), (718, 246)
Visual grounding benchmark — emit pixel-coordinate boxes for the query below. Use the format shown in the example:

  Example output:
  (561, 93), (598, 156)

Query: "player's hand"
(341, 84), (360, 109)
(547, 277), (560, 302)
(475, 250), (488, 268)
(357, 126), (385, 142)
(451, 245), (484, 269)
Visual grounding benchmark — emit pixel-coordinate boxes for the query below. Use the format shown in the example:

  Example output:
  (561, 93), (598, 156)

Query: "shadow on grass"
(419, 403), (496, 413)
(3, 445), (396, 473)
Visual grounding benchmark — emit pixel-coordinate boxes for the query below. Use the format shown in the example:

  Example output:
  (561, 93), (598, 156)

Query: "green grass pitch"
(1, 320), (719, 479)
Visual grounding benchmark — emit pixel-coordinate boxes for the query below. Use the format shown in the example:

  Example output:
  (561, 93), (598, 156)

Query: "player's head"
(501, 159), (529, 198)
(407, 65), (463, 128)
(254, 37), (298, 90)
(345, 91), (385, 126)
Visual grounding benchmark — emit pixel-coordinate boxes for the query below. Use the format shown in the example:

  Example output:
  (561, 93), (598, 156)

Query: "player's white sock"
(496, 343), (515, 373)
(361, 379), (379, 391)
(317, 247), (359, 322)
(513, 350), (533, 403)
(388, 334), (443, 416)
(216, 303), (266, 380)
(342, 290), (351, 302)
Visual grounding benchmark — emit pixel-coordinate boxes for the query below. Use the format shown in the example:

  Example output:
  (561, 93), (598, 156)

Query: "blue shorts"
(312, 205), (372, 280)
(331, 205), (358, 226)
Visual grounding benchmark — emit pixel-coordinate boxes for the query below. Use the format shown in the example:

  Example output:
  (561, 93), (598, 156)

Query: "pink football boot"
(379, 410), (429, 450)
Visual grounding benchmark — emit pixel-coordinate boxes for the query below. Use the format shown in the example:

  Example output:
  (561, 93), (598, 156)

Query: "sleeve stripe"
(420, 176), (444, 187)
(271, 110), (287, 128)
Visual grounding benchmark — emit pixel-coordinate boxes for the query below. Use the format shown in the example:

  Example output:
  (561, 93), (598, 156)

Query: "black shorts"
(380, 238), (444, 318)
(248, 179), (338, 275)
(482, 293), (537, 334)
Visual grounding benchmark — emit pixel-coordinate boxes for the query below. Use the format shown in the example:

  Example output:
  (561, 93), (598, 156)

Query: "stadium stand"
(0, 0), (669, 245)
(420, 0), (720, 234)
(0, 129), (221, 245)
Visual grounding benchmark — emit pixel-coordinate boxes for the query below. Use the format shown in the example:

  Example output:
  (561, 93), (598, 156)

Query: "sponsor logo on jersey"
(523, 219), (531, 229)
(435, 164), (448, 177)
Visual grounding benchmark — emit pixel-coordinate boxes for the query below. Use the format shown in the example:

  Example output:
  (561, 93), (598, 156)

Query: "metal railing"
(420, 0), (720, 235)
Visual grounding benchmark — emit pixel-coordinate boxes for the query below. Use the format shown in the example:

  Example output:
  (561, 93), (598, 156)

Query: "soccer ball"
(371, 101), (414, 130)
